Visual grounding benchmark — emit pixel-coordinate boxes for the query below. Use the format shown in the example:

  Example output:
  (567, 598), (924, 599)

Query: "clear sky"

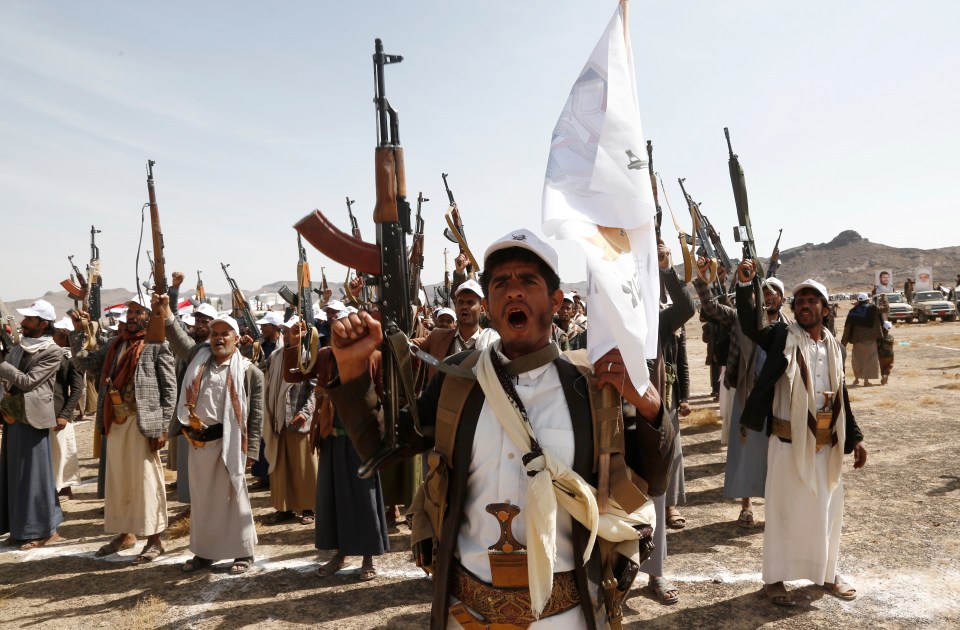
(2, 0), (958, 301)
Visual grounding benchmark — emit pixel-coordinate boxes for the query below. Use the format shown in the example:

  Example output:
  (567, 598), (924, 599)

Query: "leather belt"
(450, 562), (579, 628)
(183, 422), (223, 448)
(772, 417), (834, 446)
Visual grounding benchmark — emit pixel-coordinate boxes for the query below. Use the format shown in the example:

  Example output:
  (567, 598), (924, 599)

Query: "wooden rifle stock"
(145, 160), (167, 343)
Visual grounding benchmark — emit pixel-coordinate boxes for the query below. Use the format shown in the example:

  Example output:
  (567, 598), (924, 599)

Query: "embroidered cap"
(16, 299), (56, 321)
(792, 279), (830, 304)
(483, 229), (559, 276)
(455, 279), (484, 299)
(209, 314), (240, 335)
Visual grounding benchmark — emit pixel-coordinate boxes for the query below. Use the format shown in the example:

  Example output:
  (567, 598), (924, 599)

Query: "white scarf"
(20, 336), (57, 354)
(779, 325), (846, 494)
(262, 353), (294, 474)
(475, 342), (655, 618)
(176, 347), (250, 494)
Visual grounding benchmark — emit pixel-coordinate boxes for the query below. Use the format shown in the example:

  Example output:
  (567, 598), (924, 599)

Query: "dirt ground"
(2, 313), (959, 629)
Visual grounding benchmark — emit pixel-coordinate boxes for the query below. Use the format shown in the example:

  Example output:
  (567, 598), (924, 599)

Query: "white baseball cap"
(125, 295), (151, 311)
(324, 300), (346, 313)
(256, 311), (284, 327)
(53, 316), (74, 331)
(17, 299), (56, 321)
(181, 314), (196, 327)
(281, 314), (300, 329)
(210, 314), (240, 335)
(435, 307), (456, 321)
(483, 229), (559, 277)
(193, 303), (218, 319)
(856, 292), (869, 303)
(455, 279), (484, 299)
(562, 292), (576, 303)
(792, 279), (830, 304)
(762, 277), (785, 297)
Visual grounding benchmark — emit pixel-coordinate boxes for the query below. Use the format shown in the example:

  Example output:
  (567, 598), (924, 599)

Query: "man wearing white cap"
(261, 315), (317, 525)
(0, 299), (65, 550)
(50, 318), (84, 498)
(736, 260), (867, 606)
(69, 295), (175, 564)
(155, 293), (263, 575)
(412, 278), (497, 383)
(695, 258), (792, 529)
(326, 229), (674, 628)
(551, 292), (586, 351)
(841, 293), (882, 386)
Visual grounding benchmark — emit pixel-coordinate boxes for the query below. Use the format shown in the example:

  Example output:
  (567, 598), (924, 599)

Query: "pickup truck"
(911, 290), (958, 323)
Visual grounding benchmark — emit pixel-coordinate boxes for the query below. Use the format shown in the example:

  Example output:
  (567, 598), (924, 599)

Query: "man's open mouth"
(507, 308), (528, 329)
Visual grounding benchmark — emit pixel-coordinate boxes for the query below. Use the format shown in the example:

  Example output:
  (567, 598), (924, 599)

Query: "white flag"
(542, 0), (659, 392)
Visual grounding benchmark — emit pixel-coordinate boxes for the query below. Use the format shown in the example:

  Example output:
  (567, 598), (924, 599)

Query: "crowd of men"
(2, 232), (872, 628)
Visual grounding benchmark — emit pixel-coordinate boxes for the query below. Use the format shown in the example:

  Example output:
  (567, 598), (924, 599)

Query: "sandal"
(827, 578), (857, 600)
(358, 566), (377, 582)
(300, 512), (315, 525)
(229, 557), (254, 575)
(648, 577), (679, 605)
(737, 508), (755, 528)
(131, 543), (165, 565)
(267, 510), (296, 525)
(666, 506), (686, 530)
(19, 532), (61, 550)
(181, 556), (214, 573)
(95, 535), (135, 557)
(763, 582), (796, 607)
(316, 556), (346, 578)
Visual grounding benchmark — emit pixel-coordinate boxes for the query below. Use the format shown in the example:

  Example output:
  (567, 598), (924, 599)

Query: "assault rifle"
(292, 234), (320, 374)
(441, 173), (479, 275)
(343, 197), (366, 306)
(0, 296), (19, 355)
(678, 178), (725, 290)
(408, 192), (428, 304)
(221, 262), (261, 340)
(441, 248), (452, 307)
(725, 127), (766, 329)
(646, 141), (662, 242)
(61, 255), (88, 311)
(88, 226), (103, 320)
(196, 271), (207, 304)
(295, 38), (421, 477)
(766, 228), (783, 279)
(145, 161), (167, 343)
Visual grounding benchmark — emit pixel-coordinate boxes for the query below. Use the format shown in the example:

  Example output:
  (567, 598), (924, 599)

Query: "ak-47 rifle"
(409, 192), (428, 305)
(766, 228), (783, 279)
(61, 255), (88, 311)
(678, 177), (725, 291)
(293, 234), (320, 374)
(295, 38), (421, 478)
(88, 225), (102, 321)
(646, 141), (662, 242)
(221, 262), (261, 341)
(343, 196), (366, 306)
(320, 266), (329, 303)
(196, 271), (207, 304)
(145, 161), (167, 343)
(725, 127), (766, 329)
(655, 172), (694, 284)
(0, 297), (20, 355)
(441, 173), (480, 275)
(442, 248), (451, 307)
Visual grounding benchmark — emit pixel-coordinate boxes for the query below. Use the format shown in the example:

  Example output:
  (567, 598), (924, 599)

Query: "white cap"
(856, 292), (869, 302)
(53, 316), (74, 331)
(792, 279), (830, 304)
(562, 292), (576, 303)
(256, 311), (284, 327)
(193, 303), (218, 319)
(210, 314), (240, 335)
(435, 307), (456, 321)
(762, 277), (785, 297)
(324, 300), (346, 313)
(125, 295), (151, 310)
(16, 299), (56, 321)
(345, 306), (358, 314)
(455, 279), (484, 299)
(312, 304), (327, 321)
(281, 314), (300, 329)
(483, 229), (559, 277)
(882, 320), (892, 330)
(181, 314), (196, 327)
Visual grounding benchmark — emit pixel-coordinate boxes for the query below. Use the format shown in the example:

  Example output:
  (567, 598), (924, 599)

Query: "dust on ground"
(2, 316), (959, 629)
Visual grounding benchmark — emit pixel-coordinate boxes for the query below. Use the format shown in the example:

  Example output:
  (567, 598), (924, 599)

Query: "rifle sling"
(386, 328), (422, 435)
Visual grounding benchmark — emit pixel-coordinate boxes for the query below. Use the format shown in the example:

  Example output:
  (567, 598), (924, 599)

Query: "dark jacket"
(54, 348), (84, 421)
(327, 351), (674, 630)
(736, 284), (863, 453)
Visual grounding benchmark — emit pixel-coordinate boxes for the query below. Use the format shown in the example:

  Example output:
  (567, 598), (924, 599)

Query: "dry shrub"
(873, 398), (904, 408)
(919, 396), (938, 405)
(899, 368), (923, 378)
(937, 383), (960, 391)
(167, 516), (190, 539)
(682, 408), (720, 427)
(118, 595), (166, 630)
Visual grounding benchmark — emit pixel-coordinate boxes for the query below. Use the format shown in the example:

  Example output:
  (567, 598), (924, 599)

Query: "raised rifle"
(88, 225), (103, 321)
(343, 197), (365, 306)
(145, 161), (167, 343)
(654, 172), (694, 284)
(196, 271), (207, 304)
(646, 141), (662, 242)
(678, 177), (724, 290)
(220, 262), (261, 341)
(295, 38), (421, 477)
(725, 127), (766, 329)
(442, 248), (451, 307)
(0, 296), (20, 355)
(61, 255), (88, 310)
(408, 192), (428, 304)
(441, 173), (480, 275)
(320, 266), (329, 304)
(292, 233), (320, 374)
(766, 228), (783, 279)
